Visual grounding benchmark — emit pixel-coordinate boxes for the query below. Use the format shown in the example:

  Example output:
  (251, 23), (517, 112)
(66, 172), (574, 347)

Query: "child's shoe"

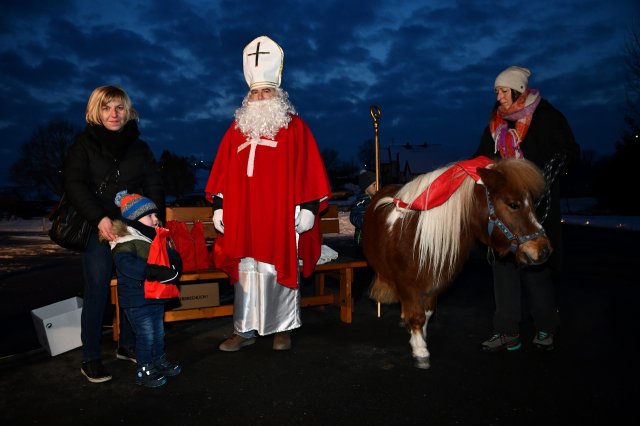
(135, 364), (167, 388)
(154, 355), (182, 377)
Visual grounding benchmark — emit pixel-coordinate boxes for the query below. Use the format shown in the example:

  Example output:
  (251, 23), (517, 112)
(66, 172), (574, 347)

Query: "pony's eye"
(507, 202), (521, 210)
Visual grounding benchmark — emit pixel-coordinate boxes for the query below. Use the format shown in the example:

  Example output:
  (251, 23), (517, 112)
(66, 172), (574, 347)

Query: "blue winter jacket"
(110, 220), (181, 308)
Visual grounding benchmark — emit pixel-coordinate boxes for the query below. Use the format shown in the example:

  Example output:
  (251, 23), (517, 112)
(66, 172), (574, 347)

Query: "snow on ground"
(559, 197), (640, 231)
(0, 218), (50, 233)
(561, 216), (639, 231)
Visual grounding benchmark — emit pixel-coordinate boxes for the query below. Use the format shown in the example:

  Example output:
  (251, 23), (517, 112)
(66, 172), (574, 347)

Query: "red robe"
(205, 115), (330, 289)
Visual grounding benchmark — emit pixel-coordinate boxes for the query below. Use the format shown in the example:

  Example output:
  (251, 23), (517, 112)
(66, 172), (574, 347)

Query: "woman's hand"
(98, 217), (116, 241)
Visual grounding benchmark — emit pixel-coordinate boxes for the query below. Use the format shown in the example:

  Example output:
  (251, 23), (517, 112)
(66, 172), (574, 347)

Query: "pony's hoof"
(414, 357), (430, 369)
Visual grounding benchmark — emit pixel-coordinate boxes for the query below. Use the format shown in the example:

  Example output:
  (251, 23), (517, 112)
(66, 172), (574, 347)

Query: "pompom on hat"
(114, 190), (158, 221)
(494, 66), (531, 93)
(243, 35), (284, 90)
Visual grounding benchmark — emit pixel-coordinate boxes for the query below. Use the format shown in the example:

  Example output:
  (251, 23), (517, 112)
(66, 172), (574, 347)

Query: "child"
(349, 170), (377, 245)
(110, 191), (182, 388)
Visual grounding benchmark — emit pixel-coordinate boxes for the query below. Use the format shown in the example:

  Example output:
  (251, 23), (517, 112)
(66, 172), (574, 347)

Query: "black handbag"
(48, 193), (94, 251)
(48, 163), (120, 251)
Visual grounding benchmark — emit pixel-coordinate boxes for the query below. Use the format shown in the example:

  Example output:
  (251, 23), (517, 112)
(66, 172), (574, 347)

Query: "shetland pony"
(361, 157), (551, 368)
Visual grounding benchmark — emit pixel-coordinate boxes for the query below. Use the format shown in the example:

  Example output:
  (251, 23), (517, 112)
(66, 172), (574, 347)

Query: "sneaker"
(154, 355), (182, 377)
(533, 331), (555, 351)
(219, 334), (256, 352)
(481, 332), (522, 352)
(116, 347), (137, 364)
(273, 331), (292, 351)
(135, 364), (167, 388)
(81, 360), (112, 383)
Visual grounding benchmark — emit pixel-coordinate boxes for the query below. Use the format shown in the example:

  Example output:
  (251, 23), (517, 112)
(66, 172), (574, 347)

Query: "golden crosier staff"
(369, 105), (381, 191)
(369, 105), (381, 318)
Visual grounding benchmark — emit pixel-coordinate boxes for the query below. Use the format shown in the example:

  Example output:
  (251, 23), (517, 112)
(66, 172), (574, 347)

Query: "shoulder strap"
(96, 160), (121, 195)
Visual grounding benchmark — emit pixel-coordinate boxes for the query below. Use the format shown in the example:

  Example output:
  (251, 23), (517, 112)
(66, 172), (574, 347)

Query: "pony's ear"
(476, 167), (505, 192)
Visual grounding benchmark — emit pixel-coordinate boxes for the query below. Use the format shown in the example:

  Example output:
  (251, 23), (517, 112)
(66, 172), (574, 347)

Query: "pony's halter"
(484, 187), (546, 253)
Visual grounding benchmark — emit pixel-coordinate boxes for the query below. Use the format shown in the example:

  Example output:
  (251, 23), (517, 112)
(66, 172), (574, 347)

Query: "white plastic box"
(31, 297), (83, 356)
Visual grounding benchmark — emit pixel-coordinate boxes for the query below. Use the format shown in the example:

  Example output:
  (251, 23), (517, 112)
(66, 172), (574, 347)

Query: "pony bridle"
(484, 188), (546, 253)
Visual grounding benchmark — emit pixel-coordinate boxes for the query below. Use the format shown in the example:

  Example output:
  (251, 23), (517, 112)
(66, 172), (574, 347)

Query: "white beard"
(234, 90), (296, 140)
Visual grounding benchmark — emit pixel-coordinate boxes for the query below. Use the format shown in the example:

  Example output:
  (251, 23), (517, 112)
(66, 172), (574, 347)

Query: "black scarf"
(89, 120), (140, 159)
(123, 218), (157, 241)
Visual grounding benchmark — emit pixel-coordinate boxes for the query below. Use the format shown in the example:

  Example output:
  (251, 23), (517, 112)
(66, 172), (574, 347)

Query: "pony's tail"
(369, 275), (398, 303)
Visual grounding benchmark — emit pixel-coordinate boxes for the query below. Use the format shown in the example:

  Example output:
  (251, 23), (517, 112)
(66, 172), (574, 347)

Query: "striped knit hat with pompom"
(114, 190), (158, 221)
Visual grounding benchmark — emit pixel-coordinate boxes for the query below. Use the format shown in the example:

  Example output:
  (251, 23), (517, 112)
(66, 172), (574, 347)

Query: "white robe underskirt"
(233, 257), (301, 336)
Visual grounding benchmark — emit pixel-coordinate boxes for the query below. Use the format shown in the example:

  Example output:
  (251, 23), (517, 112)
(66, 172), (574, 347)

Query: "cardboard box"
(31, 297), (83, 356)
(172, 282), (220, 310)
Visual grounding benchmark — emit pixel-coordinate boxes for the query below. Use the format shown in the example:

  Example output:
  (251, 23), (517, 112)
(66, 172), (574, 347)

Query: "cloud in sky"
(1, 0), (638, 186)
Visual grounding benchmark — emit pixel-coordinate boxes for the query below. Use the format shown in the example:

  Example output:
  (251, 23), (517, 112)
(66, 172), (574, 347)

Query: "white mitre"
(242, 35), (284, 89)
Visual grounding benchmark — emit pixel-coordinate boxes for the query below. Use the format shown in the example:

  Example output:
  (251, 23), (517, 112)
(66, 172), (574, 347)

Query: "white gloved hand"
(213, 209), (224, 234)
(295, 209), (315, 234)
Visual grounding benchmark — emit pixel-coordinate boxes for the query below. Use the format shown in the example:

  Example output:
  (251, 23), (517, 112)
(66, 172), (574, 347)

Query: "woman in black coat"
(474, 66), (580, 353)
(63, 85), (164, 383)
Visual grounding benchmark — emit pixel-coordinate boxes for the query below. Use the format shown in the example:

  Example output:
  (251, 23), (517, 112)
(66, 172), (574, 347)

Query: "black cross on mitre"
(247, 41), (271, 67)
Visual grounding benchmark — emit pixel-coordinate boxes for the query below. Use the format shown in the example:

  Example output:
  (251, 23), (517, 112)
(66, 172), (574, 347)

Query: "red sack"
(166, 220), (197, 272)
(191, 221), (212, 270)
(208, 239), (217, 267)
(144, 227), (180, 299)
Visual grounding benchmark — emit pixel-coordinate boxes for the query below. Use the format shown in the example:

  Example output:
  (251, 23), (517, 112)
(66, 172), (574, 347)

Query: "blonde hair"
(85, 85), (139, 125)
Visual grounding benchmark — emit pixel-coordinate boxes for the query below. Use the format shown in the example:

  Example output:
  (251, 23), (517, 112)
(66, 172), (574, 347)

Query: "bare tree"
(593, 24), (640, 214)
(320, 147), (357, 188)
(159, 150), (196, 198)
(357, 138), (376, 171)
(9, 120), (80, 196)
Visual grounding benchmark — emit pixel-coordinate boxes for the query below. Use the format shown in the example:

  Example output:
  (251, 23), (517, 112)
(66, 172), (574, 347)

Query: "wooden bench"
(110, 204), (368, 341)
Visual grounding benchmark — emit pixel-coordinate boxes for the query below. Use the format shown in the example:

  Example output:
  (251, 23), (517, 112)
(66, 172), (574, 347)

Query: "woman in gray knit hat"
(474, 66), (580, 353)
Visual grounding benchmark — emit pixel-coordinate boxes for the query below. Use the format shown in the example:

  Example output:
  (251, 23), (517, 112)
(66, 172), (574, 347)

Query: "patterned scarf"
(490, 88), (541, 159)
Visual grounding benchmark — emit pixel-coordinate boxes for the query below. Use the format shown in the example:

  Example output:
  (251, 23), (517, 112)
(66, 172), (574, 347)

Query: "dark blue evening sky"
(1, 0), (638, 186)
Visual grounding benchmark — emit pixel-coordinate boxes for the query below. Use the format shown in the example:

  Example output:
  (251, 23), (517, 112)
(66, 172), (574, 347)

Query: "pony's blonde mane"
(375, 163), (476, 286)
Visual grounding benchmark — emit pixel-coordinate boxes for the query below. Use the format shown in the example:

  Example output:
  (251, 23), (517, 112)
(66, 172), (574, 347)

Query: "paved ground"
(0, 225), (637, 425)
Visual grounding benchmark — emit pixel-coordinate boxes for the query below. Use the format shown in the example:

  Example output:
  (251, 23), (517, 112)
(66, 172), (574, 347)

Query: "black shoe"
(136, 364), (167, 388)
(154, 355), (182, 377)
(81, 360), (112, 383)
(116, 347), (137, 364)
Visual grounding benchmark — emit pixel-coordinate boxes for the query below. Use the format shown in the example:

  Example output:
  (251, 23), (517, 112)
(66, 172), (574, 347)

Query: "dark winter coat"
(63, 122), (165, 227)
(474, 98), (580, 267)
(349, 193), (372, 245)
(110, 220), (182, 308)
